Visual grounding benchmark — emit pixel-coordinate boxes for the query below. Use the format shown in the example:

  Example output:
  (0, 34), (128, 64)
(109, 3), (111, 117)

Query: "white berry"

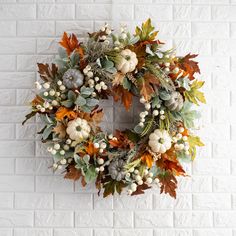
(153, 110), (159, 116)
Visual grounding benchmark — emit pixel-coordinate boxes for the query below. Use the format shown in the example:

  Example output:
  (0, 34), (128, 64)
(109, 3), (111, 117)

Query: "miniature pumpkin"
(148, 129), (172, 153)
(164, 91), (183, 112)
(62, 69), (84, 89)
(108, 158), (126, 181)
(66, 118), (91, 141)
(116, 49), (138, 74)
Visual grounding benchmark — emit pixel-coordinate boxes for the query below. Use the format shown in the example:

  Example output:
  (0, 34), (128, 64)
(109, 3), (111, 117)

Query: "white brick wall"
(0, 0), (235, 235)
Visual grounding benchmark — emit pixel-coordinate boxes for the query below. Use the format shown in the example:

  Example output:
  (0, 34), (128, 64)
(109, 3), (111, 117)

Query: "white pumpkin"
(66, 118), (91, 142)
(148, 129), (172, 153)
(116, 49), (138, 74)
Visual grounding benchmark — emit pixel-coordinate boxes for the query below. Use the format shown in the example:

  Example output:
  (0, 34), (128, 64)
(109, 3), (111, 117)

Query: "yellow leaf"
(141, 152), (153, 168)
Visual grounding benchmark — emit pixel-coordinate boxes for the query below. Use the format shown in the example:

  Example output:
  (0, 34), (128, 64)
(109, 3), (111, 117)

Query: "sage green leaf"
(68, 90), (76, 101)
(42, 125), (53, 140)
(58, 47), (67, 59)
(123, 77), (131, 90)
(61, 100), (73, 108)
(80, 86), (93, 96)
(86, 98), (99, 107)
(75, 95), (87, 106)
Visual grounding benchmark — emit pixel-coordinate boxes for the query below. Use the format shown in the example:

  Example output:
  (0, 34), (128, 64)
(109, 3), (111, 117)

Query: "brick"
(135, 211), (173, 227)
(192, 23), (229, 38)
(213, 177), (236, 192)
(0, 158), (14, 174)
(193, 229), (232, 236)
(193, 159), (230, 175)
(17, 55), (54, 71)
(0, 124), (15, 139)
(0, 229), (12, 236)
(37, 38), (59, 54)
(0, 175), (34, 191)
(212, 6), (236, 21)
(114, 230), (153, 236)
(54, 193), (93, 209)
(16, 158), (53, 175)
(93, 193), (113, 209)
(0, 4), (36, 19)
(54, 229), (92, 236)
(135, 4), (172, 21)
(153, 193), (192, 209)
(36, 176), (74, 192)
(174, 6), (210, 21)
(15, 193), (53, 209)
(14, 229), (52, 236)
(0, 211), (33, 227)
(0, 72), (35, 88)
(0, 193), (13, 209)
(214, 212), (236, 227)
(114, 211), (133, 228)
(76, 4), (111, 20)
(18, 21), (55, 36)
(35, 211), (73, 227)
(193, 193), (231, 210)
(113, 194), (152, 209)
(154, 229), (192, 236)
(0, 55), (16, 71)
(75, 211), (113, 227)
(212, 141), (236, 159)
(174, 211), (213, 227)
(0, 141), (34, 157)
(56, 21), (93, 36)
(38, 4), (75, 19)
(94, 229), (113, 236)
(0, 38), (35, 54)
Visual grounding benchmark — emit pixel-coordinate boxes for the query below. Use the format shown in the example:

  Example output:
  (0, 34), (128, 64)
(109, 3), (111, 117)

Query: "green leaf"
(159, 89), (171, 101)
(141, 117), (154, 137)
(68, 90), (76, 101)
(123, 77), (131, 90)
(184, 80), (206, 105)
(179, 102), (200, 128)
(151, 96), (161, 108)
(58, 47), (67, 59)
(61, 100), (73, 108)
(84, 166), (97, 183)
(75, 95), (87, 106)
(70, 50), (80, 67)
(42, 125), (53, 140)
(80, 86), (94, 96)
(187, 135), (204, 160)
(86, 98), (99, 107)
(135, 18), (158, 41)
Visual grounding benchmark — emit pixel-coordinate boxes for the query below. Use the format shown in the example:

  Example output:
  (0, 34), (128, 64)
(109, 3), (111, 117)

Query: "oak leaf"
(53, 123), (66, 139)
(64, 164), (82, 181)
(31, 95), (44, 106)
(157, 171), (177, 198)
(112, 85), (133, 111)
(139, 72), (160, 100)
(112, 72), (125, 86)
(37, 63), (58, 82)
(55, 107), (77, 121)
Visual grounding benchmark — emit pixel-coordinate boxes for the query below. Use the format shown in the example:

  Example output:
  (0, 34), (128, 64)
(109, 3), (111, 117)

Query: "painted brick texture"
(0, 0), (235, 235)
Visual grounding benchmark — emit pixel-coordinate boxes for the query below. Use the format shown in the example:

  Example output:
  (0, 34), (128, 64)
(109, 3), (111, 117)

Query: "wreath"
(23, 19), (205, 198)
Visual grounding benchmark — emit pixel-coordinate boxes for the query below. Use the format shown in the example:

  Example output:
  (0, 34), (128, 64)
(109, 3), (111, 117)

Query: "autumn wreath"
(23, 19), (205, 198)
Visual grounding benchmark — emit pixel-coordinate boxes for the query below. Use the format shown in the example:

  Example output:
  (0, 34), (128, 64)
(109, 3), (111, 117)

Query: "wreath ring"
(23, 19), (205, 198)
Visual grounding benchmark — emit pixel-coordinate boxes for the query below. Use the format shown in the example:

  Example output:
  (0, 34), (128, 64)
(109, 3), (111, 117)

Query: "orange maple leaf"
(85, 142), (99, 156)
(55, 107), (77, 121)
(112, 85), (133, 111)
(141, 152), (153, 168)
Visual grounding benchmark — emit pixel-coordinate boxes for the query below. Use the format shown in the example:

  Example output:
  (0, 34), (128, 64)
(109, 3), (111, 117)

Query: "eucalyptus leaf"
(70, 50), (80, 67)
(159, 89), (171, 101)
(68, 90), (76, 101)
(134, 125), (143, 134)
(80, 86), (93, 96)
(81, 105), (92, 113)
(61, 100), (73, 108)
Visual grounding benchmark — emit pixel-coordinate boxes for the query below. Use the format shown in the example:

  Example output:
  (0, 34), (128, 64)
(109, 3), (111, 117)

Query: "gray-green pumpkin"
(108, 159), (126, 181)
(164, 91), (183, 112)
(62, 69), (84, 89)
